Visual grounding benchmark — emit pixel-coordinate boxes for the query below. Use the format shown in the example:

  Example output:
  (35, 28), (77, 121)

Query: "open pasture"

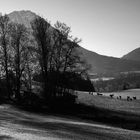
(77, 89), (140, 115)
(102, 89), (140, 100)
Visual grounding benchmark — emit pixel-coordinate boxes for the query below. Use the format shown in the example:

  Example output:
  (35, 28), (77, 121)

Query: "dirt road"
(0, 104), (140, 140)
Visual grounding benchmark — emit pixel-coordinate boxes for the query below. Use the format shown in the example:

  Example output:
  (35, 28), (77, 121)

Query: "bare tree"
(0, 15), (11, 99)
(31, 16), (51, 99)
(31, 17), (90, 102)
(53, 21), (84, 73)
(22, 44), (38, 92)
(51, 21), (89, 95)
(10, 23), (29, 100)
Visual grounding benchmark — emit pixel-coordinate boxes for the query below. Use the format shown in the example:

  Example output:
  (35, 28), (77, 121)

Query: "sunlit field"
(77, 89), (140, 115)
(102, 89), (140, 99)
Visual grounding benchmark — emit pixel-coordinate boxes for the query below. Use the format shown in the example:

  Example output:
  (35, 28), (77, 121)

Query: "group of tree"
(0, 14), (93, 106)
(0, 15), (32, 102)
(93, 73), (140, 92)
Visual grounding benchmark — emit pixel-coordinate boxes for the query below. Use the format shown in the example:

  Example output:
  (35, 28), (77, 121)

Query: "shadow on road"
(0, 135), (13, 140)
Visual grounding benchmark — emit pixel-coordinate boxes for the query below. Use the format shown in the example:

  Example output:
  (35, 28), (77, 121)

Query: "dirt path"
(0, 104), (140, 140)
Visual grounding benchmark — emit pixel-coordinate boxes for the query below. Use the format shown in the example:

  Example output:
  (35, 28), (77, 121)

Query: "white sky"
(1, 0), (140, 57)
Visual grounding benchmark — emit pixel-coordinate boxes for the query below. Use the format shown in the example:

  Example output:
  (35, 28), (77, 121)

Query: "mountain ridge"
(78, 46), (140, 75)
(122, 47), (140, 62)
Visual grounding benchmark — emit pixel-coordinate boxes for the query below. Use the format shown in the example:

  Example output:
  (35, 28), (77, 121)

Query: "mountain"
(8, 10), (37, 28)
(7, 10), (140, 76)
(122, 47), (140, 62)
(79, 47), (140, 76)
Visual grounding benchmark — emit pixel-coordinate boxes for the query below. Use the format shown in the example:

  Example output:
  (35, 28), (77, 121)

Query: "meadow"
(77, 89), (140, 115)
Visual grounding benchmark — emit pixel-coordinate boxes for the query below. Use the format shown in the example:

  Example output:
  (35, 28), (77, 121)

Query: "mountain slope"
(7, 10), (140, 76)
(79, 47), (140, 75)
(122, 47), (140, 61)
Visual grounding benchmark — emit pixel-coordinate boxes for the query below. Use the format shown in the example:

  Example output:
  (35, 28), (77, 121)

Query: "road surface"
(0, 104), (140, 140)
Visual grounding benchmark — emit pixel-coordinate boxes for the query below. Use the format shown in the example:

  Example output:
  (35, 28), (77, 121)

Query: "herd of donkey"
(89, 92), (137, 101)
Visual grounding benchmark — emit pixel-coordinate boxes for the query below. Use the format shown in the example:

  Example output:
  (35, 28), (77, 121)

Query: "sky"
(0, 0), (140, 57)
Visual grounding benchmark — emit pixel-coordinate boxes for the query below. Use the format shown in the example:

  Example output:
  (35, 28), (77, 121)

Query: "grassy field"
(77, 89), (140, 115)
(1, 105), (140, 140)
(75, 89), (140, 130)
(103, 89), (140, 99)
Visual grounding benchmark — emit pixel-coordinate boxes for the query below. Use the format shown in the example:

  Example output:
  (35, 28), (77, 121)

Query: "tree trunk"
(3, 38), (11, 99)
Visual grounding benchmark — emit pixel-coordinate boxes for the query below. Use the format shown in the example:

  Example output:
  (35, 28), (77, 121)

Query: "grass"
(75, 90), (140, 130)
(77, 91), (140, 115)
(3, 89), (140, 131)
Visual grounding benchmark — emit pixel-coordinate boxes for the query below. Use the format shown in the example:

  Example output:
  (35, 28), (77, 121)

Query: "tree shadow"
(0, 102), (140, 133)
(14, 119), (123, 140)
(0, 135), (13, 140)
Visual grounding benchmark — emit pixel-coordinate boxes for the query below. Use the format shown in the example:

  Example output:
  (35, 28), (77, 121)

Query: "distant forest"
(0, 14), (94, 106)
(94, 73), (140, 92)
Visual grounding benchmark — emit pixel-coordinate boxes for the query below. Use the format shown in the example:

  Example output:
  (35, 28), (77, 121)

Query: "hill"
(8, 10), (37, 28)
(7, 10), (140, 76)
(79, 47), (140, 76)
(122, 47), (140, 62)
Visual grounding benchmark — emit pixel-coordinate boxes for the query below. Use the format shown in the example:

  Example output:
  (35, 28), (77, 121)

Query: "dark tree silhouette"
(31, 18), (91, 103)
(51, 21), (91, 96)
(10, 23), (29, 100)
(31, 16), (52, 100)
(0, 15), (11, 99)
